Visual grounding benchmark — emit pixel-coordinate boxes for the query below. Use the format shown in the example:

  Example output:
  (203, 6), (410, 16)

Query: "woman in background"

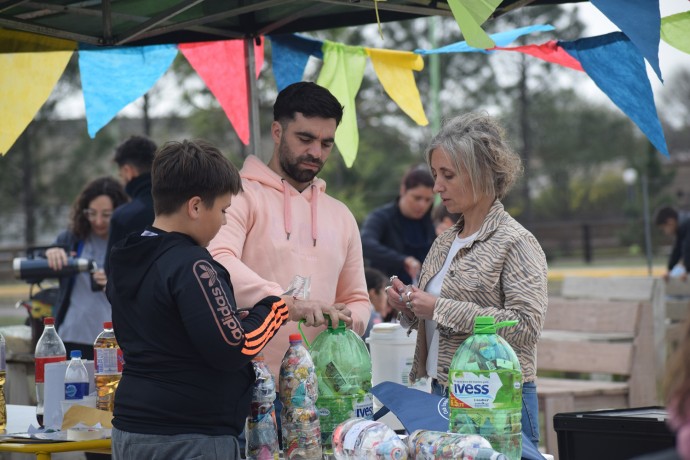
(361, 166), (436, 285)
(385, 113), (548, 446)
(46, 176), (128, 359)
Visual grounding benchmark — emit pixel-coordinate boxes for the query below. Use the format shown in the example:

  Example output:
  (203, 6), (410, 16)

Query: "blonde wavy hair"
(424, 113), (522, 201)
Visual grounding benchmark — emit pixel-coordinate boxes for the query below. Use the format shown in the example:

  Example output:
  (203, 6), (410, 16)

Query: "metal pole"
(244, 37), (261, 159)
(642, 173), (653, 276)
(429, 17), (440, 134)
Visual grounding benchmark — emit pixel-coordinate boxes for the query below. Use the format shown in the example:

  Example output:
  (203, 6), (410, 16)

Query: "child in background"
(362, 267), (392, 341)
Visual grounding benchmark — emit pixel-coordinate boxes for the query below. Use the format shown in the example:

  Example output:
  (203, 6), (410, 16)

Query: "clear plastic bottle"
(310, 317), (373, 454)
(34, 316), (66, 426)
(279, 333), (322, 460)
(64, 350), (89, 400)
(406, 430), (507, 459)
(245, 352), (280, 460)
(332, 418), (407, 460)
(0, 330), (6, 431)
(93, 321), (122, 412)
(448, 316), (522, 460)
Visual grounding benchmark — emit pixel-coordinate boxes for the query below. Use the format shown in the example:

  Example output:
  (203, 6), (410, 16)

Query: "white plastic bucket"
(366, 323), (417, 387)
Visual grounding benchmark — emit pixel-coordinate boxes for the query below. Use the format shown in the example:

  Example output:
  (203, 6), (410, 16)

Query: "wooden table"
(0, 404), (111, 460)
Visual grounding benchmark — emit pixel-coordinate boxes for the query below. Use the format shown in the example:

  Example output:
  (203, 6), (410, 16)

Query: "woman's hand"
(45, 247), (69, 271)
(384, 276), (408, 314)
(404, 286), (436, 320)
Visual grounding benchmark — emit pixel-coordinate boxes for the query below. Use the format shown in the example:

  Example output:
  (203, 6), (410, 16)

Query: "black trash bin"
(554, 407), (676, 460)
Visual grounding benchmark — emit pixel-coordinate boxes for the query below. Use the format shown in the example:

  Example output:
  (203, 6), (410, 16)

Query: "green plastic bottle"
(447, 316), (522, 460)
(308, 316), (373, 455)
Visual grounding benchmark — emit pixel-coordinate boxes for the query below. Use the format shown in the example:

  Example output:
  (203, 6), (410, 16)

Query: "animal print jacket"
(406, 199), (548, 387)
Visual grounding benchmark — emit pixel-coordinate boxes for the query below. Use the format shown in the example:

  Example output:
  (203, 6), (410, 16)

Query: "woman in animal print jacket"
(385, 112), (548, 446)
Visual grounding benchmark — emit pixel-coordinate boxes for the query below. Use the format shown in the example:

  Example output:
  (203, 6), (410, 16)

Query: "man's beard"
(278, 137), (324, 184)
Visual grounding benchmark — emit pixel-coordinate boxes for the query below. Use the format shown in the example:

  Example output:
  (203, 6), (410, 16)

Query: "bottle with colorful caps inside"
(279, 333), (321, 460)
(448, 316), (522, 460)
(245, 352), (280, 460)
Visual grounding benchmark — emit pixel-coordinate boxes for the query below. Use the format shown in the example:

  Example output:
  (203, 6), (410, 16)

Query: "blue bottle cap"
(70, 350), (82, 359)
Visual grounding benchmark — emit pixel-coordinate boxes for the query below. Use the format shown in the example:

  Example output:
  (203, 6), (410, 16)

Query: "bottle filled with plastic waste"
(279, 333), (322, 460)
(245, 352), (280, 460)
(64, 350), (89, 401)
(406, 430), (507, 459)
(93, 321), (122, 412)
(310, 316), (373, 454)
(447, 316), (522, 460)
(332, 418), (407, 460)
(34, 316), (66, 426)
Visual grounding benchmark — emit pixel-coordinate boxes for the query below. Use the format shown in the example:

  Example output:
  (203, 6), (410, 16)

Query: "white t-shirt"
(425, 231), (478, 379)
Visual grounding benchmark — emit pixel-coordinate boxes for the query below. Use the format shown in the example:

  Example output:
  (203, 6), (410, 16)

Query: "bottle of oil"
(93, 321), (123, 412)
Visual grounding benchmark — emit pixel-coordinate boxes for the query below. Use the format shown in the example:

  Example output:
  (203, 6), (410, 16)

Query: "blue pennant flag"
(415, 24), (555, 55)
(79, 43), (178, 137)
(561, 32), (668, 156)
(269, 34), (324, 92)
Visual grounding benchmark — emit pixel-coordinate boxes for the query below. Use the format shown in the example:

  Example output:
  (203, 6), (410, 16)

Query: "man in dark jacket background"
(104, 135), (157, 273)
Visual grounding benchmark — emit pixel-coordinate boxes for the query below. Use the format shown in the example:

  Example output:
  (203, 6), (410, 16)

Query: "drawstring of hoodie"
(311, 184), (318, 247)
(282, 179), (292, 240)
(281, 180), (319, 246)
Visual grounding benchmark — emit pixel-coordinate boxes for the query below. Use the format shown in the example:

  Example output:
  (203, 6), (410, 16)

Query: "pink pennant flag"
(495, 40), (583, 72)
(179, 39), (264, 145)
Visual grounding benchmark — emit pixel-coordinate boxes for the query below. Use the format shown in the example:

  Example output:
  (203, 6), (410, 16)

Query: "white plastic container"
(366, 323), (417, 387)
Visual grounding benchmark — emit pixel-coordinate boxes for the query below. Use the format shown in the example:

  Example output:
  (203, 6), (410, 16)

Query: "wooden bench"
(537, 297), (658, 459)
(665, 278), (690, 355)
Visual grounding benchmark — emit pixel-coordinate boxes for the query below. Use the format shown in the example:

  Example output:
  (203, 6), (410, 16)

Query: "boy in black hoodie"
(106, 140), (348, 459)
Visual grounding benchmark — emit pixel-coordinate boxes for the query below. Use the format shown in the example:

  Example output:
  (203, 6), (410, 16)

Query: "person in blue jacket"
(361, 166), (436, 285)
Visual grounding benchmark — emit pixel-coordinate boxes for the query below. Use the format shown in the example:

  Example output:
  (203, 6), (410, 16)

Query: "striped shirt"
(407, 200), (548, 386)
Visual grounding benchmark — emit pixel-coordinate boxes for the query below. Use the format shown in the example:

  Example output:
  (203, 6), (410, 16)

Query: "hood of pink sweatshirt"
(208, 155), (372, 379)
(241, 155), (326, 246)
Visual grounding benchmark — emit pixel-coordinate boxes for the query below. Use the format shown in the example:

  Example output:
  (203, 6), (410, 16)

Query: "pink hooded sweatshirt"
(208, 155), (371, 378)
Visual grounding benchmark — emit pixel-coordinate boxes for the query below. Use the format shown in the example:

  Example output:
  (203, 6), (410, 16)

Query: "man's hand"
(404, 256), (421, 281)
(282, 297), (352, 328)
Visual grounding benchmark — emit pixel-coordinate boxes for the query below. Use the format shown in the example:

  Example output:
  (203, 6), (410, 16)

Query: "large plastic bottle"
(310, 317), (373, 454)
(406, 430), (507, 459)
(93, 321), (123, 412)
(245, 352), (280, 460)
(332, 418), (407, 460)
(64, 350), (89, 400)
(448, 316), (522, 460)
(34, 316), (66, 426)
(279, 333), (322, 460)
(0, 330), (6, 431)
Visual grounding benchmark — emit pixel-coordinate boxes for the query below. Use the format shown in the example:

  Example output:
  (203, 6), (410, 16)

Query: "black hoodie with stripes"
(106, 226), (288, 436)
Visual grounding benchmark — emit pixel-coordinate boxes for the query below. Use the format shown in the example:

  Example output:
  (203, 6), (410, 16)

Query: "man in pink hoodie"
(208, 82), (371, 381)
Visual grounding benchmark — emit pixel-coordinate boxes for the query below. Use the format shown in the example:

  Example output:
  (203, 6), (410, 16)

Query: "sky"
(53, 0), (690, 120)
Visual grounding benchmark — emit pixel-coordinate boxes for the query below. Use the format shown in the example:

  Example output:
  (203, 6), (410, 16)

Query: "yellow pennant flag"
(317, 41), (367, 168)
(447, 0), (502, 49)
(661, 11), (690, 55)
(0, 30), (76, 155)
(366, 48), (428, 126)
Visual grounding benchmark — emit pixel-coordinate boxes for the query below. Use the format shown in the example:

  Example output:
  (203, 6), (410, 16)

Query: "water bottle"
(279, 333), (322, 460)
(406, 430), (507, 459)
(448, 316), (522, 460)
(93, 321), (123, 412)
(245, 353), (280, 460)
(34, 316), (66, 426)
(310, 317), (373, 454)
(64, 350), (89, 400)
(332, 418), (407, 460)
(0, 330), (6, 431)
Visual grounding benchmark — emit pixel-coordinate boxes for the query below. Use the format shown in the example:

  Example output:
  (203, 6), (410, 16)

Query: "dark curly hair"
(69, 177), (128, 240)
